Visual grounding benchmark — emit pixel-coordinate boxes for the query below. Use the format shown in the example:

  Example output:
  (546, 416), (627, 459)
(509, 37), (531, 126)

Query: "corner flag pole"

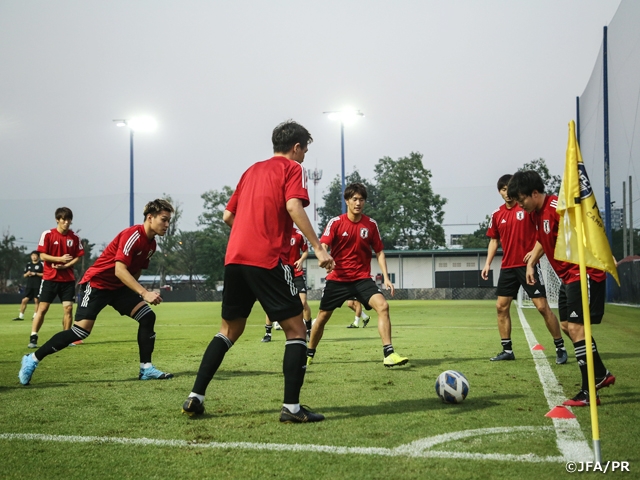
(573, 199), (602, 463)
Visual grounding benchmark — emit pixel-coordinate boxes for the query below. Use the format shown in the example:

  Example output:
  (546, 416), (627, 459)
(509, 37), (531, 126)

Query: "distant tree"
(197, 187), (234, 286)
(151, 194), (183, 286)
(461, 215), (492, 249)
(518, 158), (561, 195)
(174, 230), (199, 288)
(0, 230), (26, 292)
(74, 238), (96, 280)
(316, 170), (377, 234)
(373, 152), (447, 249)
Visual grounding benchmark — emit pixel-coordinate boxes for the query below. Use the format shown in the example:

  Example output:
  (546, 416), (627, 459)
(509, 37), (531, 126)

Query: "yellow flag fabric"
(555, 121), (620, 284)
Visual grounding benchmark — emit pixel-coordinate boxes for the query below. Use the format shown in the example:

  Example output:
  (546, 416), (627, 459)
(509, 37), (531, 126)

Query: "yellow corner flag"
(555, 121), (619, 285)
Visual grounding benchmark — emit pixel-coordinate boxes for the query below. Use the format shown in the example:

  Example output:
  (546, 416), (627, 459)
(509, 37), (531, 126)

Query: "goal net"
(517, 255), (561, 308)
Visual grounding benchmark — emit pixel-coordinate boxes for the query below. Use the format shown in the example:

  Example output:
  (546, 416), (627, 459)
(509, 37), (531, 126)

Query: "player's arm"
(114, 261), (162, 305)
(286, 198), (334, 272)
(294, 250), (309, 272)
(481, 239), (499, 280)
(40, 252), (74, 264)
(375, 250), (395, 296)
(525, 241), (545, 285)
(223, 210), (235, 227)
(53, 255), (81, 270)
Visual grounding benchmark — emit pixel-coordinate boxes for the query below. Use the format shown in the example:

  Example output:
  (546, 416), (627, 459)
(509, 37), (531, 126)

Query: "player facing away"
(346, 300), (370, 328)
(262, 227), (313, 343)
(307, 183), (409, 368)
(28, 207), (84, 348)
(181, 120), (334, 423)
(508, 171), (616, 406)
(12, 251), (43, 321)
(18, 199), (175, 385)
(481, 174), (567, 364)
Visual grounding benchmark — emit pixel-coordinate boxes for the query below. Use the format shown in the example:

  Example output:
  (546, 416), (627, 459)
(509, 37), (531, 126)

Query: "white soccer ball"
(435, 370), (469, 404)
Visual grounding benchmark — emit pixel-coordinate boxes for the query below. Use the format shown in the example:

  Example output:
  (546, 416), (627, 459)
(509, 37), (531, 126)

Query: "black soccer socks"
(283, 339), (307, 404)
(191, 333), (233, 396)
(34, 324), (90, 361)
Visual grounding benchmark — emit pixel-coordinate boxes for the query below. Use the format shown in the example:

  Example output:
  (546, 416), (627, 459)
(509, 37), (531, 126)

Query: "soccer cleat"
(347, 323), (359, 328)
(563, 389), (600, 407)
(362, 317), (370, 328)
(27, 334), (38, 349)
(18, 354), (38, 385)
(182, 396), (205, 416)
(139, 365), (174, 380)
(261, 334), (272, 343)
(12, 317), (24, 321)
(279, 405), (325, 423)
(595, 371), (616, 390)
(555, 349), (568, 365)
(273, 322), (282, 330)
(490, 350), (515, 361)
(306, 356), (313, 366)
(383, 352), (409, 367)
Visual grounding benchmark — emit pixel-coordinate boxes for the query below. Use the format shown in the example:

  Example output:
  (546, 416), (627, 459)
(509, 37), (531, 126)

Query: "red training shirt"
(486, 203), (537, 269)
(37, 228), (84, 282)
(225, 156), (309, 269)
(321, 213), (384, 282)
(531, 195), (606, 284)
(287, 229), (308, 278)
(81, 224), (156, 290)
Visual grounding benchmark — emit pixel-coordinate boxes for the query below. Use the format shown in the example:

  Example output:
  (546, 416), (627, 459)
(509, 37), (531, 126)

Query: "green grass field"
(1, 300), (638, 479)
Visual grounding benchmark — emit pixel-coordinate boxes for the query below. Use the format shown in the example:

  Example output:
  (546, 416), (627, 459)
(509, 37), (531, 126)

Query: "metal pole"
(623, 181), (627, 258)
(130, 129), (135, 227)
(340, 121), (346, 214)
(603, 26), (613, 302)
(630, 176), (635, 255)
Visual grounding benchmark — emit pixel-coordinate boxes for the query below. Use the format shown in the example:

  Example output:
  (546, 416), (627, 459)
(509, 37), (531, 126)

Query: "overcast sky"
(0, 0), (626, 251)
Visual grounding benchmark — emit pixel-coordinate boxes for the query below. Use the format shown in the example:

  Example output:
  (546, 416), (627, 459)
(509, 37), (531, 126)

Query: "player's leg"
(262, 315), (274, 342)
(561, 280), (613, 407)
(346, 299), (361, 327)
(29, 302), (50, 348)
(530, 296), (567, 364)
(307, 309), (334, 353)
(62, 303), (73, 330)
(490, 268), (519, 361)
(307, 280), (347, 363)
(364, 287), (408, 367)
(13, 296), (29, 320)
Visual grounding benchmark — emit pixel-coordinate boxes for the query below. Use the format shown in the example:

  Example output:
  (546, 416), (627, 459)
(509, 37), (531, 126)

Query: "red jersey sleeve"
(486, 209), (499, 239)
(284, 163), (310, 207)
(37, 230), (51, 254)
(226, 187), (240, 214)
(114, 229), (141, 268)
(320, 217), (339, 246)
(370, 219), (384, 253)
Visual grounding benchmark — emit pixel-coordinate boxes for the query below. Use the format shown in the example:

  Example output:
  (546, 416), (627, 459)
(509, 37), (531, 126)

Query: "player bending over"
(307, 182), (408, 368)
(508, 171), (615, 406)
(482, 174), (567, 364)
(19, 199), (175, 385)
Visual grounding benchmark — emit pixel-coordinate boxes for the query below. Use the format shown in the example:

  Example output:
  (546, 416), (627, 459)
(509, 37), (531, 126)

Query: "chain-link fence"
(612, 260), (640, 305)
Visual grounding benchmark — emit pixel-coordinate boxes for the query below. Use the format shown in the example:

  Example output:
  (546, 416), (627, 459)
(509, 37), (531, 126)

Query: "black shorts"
(558, 278), (605, 324)
(293, 275), (307, 294)
(23, 287), (40, 300)
(496, 265), (546, 299)
(319, 279), (382, 312)
(38, 280), (76, 304)
(222, 263), (303, 323)
(75, 283), (144, 321)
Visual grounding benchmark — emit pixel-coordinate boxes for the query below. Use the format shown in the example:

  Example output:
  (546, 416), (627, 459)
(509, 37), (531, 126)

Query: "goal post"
(517, 255), (561, 308)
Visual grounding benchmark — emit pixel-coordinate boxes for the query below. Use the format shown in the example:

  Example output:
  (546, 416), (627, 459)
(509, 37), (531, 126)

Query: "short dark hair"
(344, 182), (368, 201)
(143, 199), (174, 219)
(497, 174), (513, 191)
(272, 120), (313, 154)
(31, 251), (40, 256)
(507, 170), (545, 199)
(55, 207), (73, 221)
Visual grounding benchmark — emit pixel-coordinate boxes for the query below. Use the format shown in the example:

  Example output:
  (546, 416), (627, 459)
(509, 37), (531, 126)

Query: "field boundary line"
(0, 426), (564, 463)
(515, 305), (592, 462)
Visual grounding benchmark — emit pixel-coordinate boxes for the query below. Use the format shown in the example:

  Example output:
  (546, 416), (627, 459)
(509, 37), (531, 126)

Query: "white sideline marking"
(515, 306), (593, 462)
(0, 426), (563, 463)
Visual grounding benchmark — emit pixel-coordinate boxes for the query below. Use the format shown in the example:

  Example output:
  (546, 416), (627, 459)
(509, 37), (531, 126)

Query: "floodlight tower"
(323, 109), (364, 214)
(113, 117), (158, 226)
(309, 167), (323, 232)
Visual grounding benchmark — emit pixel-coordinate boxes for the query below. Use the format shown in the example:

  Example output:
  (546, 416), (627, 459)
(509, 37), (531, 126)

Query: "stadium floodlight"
(113, 116), (158, 226)
(323, 108), (364, 213)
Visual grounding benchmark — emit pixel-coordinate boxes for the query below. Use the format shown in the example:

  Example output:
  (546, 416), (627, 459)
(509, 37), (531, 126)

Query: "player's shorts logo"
(360, 228), (369, 239)
(516, 211), (524, 221)
(543, 220), (550, 234)
(67, 239), (73, 247)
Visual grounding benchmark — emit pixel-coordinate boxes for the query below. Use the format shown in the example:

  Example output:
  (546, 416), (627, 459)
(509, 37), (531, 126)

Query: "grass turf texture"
(1, 300), (638, 479)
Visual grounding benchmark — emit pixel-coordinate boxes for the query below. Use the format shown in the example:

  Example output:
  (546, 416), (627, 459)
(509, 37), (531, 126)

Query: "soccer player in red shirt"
(262, 227), (313, 342)
(307, 182), (409, 368)
(481, 174), (567, 364)
(19, 199), (175, 385)
(181, 120), (333, 423)
(508, 170), (615, 407)
(28, 207), (84, 349)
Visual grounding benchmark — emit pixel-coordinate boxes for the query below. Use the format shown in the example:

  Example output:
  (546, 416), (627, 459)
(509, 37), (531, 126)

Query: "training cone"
(531, 344), (545, 350)
(545, 406), (576, 419)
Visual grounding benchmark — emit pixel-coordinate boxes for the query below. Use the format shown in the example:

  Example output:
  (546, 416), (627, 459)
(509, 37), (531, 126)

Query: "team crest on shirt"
(543, 220), (550, 234)
(360, 228), (369, 239)
(516, 211), (524, 221)
(291, 238), (296, 246)
(67, 239), (74, 247)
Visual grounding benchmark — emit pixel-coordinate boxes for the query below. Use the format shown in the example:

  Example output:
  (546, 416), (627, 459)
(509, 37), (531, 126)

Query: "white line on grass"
(0, 426), (563, 463)
(515, 305), (593, 463)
